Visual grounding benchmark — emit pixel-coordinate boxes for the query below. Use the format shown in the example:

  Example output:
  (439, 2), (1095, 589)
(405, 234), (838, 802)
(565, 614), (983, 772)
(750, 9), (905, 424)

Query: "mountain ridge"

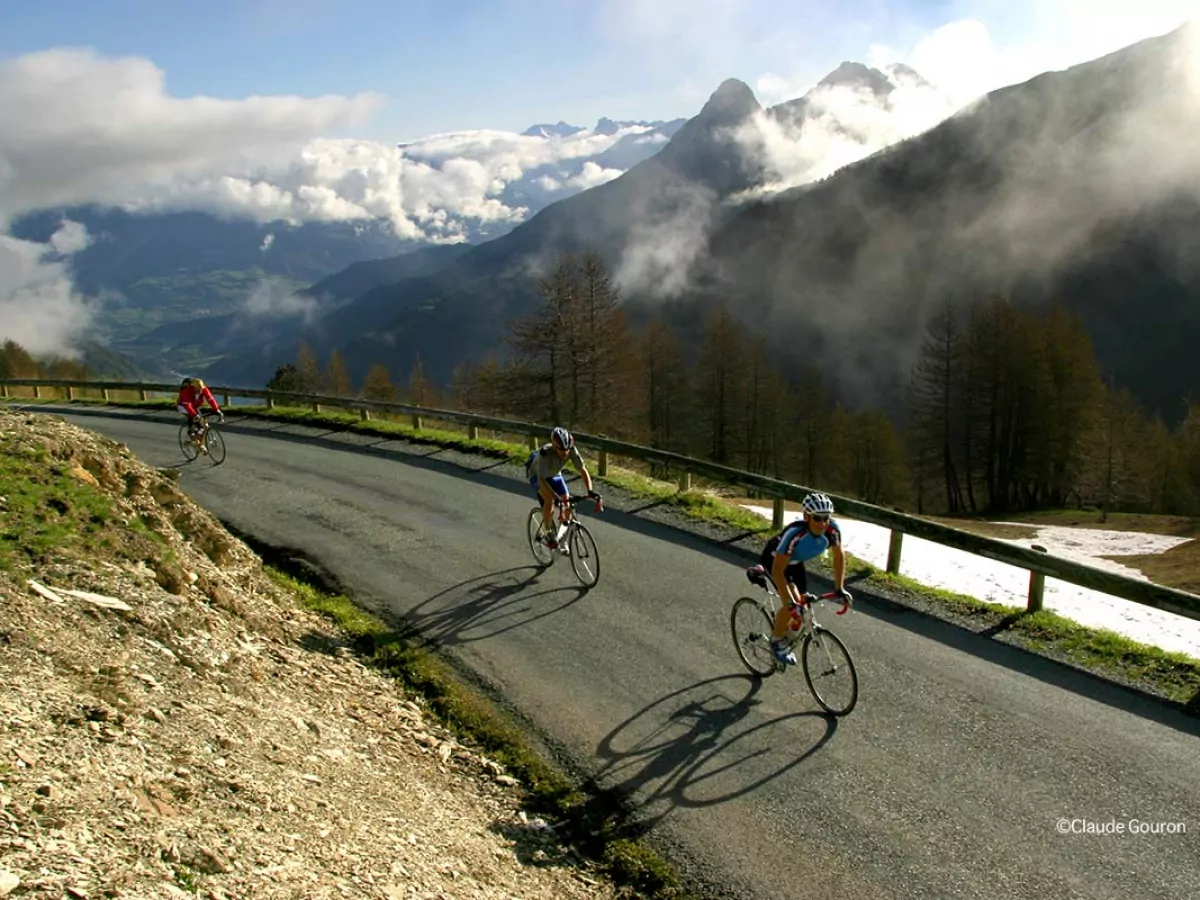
(206, 60), (941, 388)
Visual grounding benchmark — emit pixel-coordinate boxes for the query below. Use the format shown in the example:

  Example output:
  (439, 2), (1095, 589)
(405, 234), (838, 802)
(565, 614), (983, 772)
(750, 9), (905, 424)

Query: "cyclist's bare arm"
(832, 544), (847, 592)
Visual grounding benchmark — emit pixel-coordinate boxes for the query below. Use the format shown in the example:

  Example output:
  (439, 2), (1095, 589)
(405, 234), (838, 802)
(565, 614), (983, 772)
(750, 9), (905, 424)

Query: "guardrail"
(6, 376), (1200, 625)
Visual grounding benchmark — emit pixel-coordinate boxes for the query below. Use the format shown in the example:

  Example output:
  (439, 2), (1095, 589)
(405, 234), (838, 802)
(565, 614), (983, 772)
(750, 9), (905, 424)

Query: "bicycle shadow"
(586, 674), (838, 837)
(404, 566), (589, 648)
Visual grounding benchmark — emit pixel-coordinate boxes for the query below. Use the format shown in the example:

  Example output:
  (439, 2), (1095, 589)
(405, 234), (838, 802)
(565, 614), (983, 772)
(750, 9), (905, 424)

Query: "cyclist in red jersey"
(176, 377), (223, 440)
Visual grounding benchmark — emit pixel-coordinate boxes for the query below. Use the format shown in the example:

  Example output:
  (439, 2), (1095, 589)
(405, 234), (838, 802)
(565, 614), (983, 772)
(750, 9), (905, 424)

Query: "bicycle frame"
(527, 492), (604, 587)
(745, 565), (849, 638)
(188, 408), (221, 439)
(732, 564), (860, 714)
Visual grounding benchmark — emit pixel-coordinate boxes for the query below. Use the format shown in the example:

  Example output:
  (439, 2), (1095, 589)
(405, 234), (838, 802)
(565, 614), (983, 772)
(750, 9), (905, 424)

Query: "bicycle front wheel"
(527, 509), (554, 566)
(730, 596), (778, 678)
(801, 626), (858, 715)
(205, 426), (226, 465)
(178, 424), (199, 462)
(568, 522), (600, 587)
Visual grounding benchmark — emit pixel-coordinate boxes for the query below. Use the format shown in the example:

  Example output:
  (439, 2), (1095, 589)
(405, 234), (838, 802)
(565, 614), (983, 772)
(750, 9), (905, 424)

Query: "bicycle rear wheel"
(178, 424), (199, 462)
(801, 626), (858, 715)
(730, 597), (779, 678)
(205, 426), (226, 465)
(568, 522), (600, 587)
(527, 509), (555, 566)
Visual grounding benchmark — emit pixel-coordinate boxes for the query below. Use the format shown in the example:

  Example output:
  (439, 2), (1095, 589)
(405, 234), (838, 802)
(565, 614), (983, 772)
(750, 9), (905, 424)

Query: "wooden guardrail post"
(102, 389), (110, 401)
(412, 414), (423, 430)
(887, 530), (904, 575)
(34, 386), (42, 399)
(139, 389), (148, 401)
(66, 386), (75, 400)
(772, 497), (785, 529)
(1028, 544), (1048, 612)
(266, 397), (276, 409)
(360, 409), (370, 421)
(311, 401), (321, 413)
(599, 449), (609, 477)
(528, 435), (539, 451)
(468, 424), (479, 440)
(222, 393), (230, 406)
(678, 470), (691, 491)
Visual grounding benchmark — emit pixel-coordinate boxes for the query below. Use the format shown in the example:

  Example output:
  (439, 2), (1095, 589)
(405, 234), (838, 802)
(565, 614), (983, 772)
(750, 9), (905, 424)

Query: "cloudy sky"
(2, 0), (1194, 138)
(2, 0), (1193, 227)
(0, 0), (1195, 354)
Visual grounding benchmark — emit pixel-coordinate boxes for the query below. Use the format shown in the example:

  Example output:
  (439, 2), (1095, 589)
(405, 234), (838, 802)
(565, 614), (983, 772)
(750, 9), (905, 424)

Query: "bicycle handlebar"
(555, 492), (604, 513)
(806, 591), (852, 615)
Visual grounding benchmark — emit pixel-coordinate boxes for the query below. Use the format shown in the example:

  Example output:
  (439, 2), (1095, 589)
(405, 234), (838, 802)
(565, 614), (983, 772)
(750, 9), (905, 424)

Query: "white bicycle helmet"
(551, 426), (574, 450)
(802, 492), (834, 516)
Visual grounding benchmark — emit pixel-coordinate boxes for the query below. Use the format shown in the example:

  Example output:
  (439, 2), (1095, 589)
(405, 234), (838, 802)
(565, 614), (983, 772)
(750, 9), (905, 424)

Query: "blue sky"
(0, 0), (1010, 140)
(2, 1), (1194, 141)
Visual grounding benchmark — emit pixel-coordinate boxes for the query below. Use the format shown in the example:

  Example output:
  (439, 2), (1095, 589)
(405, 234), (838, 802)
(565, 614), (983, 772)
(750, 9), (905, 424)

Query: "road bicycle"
(730, 564), (859, 715)
(179, 409), (226, 465)
(527, 492), (604, 588)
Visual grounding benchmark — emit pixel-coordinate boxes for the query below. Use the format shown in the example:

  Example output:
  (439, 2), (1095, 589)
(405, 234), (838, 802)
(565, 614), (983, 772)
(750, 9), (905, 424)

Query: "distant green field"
(103, 269), (310, 341)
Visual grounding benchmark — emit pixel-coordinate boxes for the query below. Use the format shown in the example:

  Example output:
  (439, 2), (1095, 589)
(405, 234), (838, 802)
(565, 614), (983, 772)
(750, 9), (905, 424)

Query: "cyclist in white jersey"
(525, 426), (599, 549)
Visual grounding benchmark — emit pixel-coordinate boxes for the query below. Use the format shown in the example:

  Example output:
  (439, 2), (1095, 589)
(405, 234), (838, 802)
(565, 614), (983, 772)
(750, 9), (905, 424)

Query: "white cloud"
(48, 218), (91, 255)
(734, 6), (1198, 200)
(0, 48), (652, 246)
(0, 48), (383, 230)
(614, 183), (719, 300)
(866, 3), (1198, 109)
(242, 277), (318, 321)
(565, 161), (625, 190)
(728, 72), (961, 200)
(0, 220), (95, 357)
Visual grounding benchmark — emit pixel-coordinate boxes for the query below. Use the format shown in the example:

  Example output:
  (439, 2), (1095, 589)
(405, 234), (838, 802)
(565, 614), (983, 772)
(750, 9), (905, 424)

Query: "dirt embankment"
(0, 409), (617, 899)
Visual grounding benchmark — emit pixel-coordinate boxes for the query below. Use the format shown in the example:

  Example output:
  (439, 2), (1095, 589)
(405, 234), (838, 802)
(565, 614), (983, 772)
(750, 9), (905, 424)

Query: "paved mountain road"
(33, 406), (1200, 900)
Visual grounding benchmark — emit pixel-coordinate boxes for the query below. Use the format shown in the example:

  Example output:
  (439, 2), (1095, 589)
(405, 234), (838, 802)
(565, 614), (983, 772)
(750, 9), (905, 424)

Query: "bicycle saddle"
(745, 565), (769, 588)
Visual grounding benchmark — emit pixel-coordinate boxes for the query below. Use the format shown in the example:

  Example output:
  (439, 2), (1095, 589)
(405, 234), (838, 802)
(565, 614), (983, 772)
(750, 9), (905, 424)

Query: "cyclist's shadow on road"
(588, 674), (838, 837)
(405, 566), (588, 647)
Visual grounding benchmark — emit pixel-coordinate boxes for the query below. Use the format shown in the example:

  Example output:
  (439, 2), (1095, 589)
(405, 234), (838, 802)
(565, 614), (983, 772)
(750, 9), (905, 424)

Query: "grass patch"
(1004, 610), (1200, 703)
(0, 441), (117, 571)
(171, 863), (202, 894)
(599, 470), (774, 533)
(264, 564), (694, 900)
(861, 558), (1200, 703)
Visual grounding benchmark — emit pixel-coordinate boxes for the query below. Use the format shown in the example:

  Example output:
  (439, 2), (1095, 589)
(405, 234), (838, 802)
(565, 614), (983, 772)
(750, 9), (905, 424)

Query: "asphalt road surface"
(32, 406), (1200, 900)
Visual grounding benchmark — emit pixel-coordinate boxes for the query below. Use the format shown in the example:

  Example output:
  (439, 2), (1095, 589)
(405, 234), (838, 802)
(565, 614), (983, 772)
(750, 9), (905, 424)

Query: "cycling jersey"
(764, 518), (842, 565)
(528, 443), (584, 481)
(177, 383), (220, 417)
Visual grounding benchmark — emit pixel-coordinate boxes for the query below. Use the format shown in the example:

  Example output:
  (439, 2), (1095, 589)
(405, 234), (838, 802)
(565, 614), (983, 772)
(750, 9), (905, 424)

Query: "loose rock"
(0, 409), (615, 899)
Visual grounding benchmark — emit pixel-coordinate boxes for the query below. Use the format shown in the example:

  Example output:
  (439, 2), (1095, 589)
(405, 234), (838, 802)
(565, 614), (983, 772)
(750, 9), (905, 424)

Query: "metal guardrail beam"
(6, 377), (1200, 623)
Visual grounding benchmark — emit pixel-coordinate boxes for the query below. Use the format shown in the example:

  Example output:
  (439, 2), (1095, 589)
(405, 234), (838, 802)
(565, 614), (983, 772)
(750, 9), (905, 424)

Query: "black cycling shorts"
(759, 547), (807, 593)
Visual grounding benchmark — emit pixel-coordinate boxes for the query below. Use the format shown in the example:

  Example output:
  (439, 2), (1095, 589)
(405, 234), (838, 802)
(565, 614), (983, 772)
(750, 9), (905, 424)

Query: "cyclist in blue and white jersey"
(757, 492), (852, 665)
